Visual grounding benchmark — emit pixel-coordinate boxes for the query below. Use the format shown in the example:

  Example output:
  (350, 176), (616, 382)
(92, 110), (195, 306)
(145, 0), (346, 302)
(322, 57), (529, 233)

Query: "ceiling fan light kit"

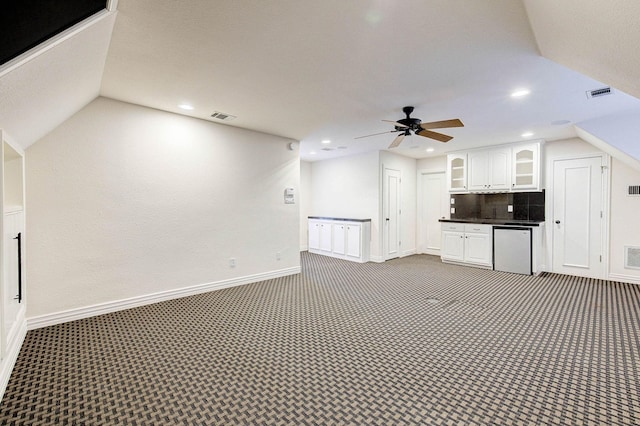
(357, 106), (464, 149)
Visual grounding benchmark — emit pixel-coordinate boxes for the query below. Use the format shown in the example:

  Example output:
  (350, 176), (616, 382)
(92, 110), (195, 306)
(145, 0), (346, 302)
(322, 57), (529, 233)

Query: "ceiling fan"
(356, 106), (464, 149)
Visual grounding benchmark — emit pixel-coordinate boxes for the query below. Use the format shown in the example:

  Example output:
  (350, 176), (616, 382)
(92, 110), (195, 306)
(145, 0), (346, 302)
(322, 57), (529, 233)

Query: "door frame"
(548, 153), (610, 279)
(417, 169), (447, 255)
(382, 166), (401, 261)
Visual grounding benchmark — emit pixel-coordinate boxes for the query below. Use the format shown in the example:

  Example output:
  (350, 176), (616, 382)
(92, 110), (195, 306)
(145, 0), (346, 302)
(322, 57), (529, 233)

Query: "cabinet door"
(512, 144), (540, 190)
(447, 154), (467, 192)
(488, 148), (511, 190)
(319, 222), (332, 252)
(308, 221), (321, 250)
(464, 233), (492, 265)
(346, 225), (361, 258)
(467, 151), (489, 191)
(441, 231), (465, 261)
(333, 224), (346, 255)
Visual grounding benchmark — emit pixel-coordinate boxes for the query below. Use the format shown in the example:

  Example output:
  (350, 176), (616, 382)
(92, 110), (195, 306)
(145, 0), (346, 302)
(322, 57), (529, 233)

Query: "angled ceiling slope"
(0, 10), (116, 150)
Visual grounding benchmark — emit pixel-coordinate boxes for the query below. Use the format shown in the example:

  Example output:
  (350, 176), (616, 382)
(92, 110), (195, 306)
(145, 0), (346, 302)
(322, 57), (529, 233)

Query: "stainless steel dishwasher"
(493, 226), (532, 275)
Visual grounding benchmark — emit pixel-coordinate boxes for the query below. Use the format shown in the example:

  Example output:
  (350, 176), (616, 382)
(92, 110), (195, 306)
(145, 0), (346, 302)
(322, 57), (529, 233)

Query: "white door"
(383, 168), (401, 260)
(441, 231), (464, 261)
(346, 225), (361, 258)
(552, 156), (605, 278)
(333, 224), (346, 255)
(319, 222), (332, 253)
(419, 172), (448, 255)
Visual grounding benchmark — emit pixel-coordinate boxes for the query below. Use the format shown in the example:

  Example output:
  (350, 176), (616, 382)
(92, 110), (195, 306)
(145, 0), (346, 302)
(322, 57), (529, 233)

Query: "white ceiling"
(2, 1), (640, 163)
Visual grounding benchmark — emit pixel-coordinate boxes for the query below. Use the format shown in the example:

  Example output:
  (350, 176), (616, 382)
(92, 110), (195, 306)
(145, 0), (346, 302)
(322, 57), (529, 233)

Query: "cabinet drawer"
(464, 224), (491, 234)
(442, 223), (464, 232)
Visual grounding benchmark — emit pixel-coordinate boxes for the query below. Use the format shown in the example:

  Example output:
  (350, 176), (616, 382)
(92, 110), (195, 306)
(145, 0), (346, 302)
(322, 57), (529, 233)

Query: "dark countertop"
(309, 216), (372, 223)
(439, 218), (545, 227)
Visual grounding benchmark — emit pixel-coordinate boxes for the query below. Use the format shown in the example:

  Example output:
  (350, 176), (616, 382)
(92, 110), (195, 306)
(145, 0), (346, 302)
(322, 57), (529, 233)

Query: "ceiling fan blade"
(416, 129), (453, 143)
(355, 130), (401, 139)
(382, 119), (408, 128)
(420, 118), (464, 130)
(388, 133), (405, 149)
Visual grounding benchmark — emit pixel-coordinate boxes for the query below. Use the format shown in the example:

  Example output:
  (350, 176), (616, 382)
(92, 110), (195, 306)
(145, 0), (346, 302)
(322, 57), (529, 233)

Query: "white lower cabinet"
(308, 218), (370, 262)
(441, 223), (493, 269)
(308, 220), (332, 253)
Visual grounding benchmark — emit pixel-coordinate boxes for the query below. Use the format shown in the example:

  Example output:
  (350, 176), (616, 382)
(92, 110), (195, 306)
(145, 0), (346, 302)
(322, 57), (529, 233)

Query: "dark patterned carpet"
(1, 252), (640, 425)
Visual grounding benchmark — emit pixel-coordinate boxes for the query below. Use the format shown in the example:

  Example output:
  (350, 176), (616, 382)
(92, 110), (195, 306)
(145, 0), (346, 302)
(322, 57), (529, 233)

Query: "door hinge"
(600, 255), (602, 262)
(600, 211), (603, 218)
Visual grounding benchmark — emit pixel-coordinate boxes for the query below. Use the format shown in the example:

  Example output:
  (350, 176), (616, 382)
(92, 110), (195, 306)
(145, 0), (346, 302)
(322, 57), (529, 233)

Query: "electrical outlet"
(276, 252), (281, 261)
(507, 205), (513, 213)
(229, 258), (236, 268)
(450, 207), (455, 214)
(450, 198), (455, 205)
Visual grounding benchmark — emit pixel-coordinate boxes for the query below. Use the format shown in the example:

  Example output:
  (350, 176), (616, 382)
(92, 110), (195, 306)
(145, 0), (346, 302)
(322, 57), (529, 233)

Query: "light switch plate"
(450, 198), (455, 204)
(507, 205), (513, 213)
(450, 207), (456, 214)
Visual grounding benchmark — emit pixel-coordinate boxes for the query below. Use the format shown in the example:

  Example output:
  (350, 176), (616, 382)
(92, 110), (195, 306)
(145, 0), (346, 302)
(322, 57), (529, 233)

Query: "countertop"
(439, 218), (544, 227)
(309, 216), (372, 223)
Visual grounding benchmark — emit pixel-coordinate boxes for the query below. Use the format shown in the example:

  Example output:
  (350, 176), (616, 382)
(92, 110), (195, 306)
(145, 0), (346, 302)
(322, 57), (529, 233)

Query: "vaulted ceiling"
(1, 0), (639, 164)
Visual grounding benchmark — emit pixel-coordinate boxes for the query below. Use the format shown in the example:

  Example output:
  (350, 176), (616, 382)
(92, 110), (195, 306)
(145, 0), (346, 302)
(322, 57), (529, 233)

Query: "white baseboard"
(1, 309), (27, 403)
(369, 255), (385, 263)
(400, 249), (417, 258)
(608, 273), (640, 285)
(27, 266), (301, 330)
(300, 245), (309, 252)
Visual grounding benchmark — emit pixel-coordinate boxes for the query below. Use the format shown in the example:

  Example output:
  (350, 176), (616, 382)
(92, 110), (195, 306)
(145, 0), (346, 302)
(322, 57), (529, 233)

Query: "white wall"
(417, 156), (447, 174)
(299, 161), (312, 250)
(609, 158), (640, 283)
(380, 151), (417, 257)
(310, 151), (380, 258)
(25, 97), (300, 319)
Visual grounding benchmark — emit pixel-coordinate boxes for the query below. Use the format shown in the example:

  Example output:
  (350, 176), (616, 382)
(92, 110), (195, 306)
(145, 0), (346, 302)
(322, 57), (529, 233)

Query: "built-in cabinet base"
(308, 217), (371, 263)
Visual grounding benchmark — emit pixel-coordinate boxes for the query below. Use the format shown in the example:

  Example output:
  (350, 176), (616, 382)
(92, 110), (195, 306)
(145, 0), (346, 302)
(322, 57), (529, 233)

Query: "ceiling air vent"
(210, 111), (236, 121)
(321, 147), (334, 151)
(586, 87), (612, 99)
(628, 185), (640, 196)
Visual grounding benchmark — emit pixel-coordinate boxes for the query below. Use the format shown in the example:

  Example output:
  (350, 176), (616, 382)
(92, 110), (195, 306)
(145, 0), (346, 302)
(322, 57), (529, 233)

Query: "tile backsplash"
(451, 191), (545, 221)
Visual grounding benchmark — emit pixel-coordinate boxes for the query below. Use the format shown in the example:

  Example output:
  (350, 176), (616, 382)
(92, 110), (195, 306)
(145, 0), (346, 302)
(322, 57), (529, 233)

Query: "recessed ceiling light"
(426, 147), (435, 153)
(310, 151), (317, 155)
(511, 89), (530, 98)
(178, 104), (194, 110)
(521, 131), (534, 138)
(321, 140), (331, 144)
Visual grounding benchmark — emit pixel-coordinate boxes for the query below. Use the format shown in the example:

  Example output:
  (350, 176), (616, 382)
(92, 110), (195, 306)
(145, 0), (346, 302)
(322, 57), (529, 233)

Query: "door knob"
(555, 220), (561, 224)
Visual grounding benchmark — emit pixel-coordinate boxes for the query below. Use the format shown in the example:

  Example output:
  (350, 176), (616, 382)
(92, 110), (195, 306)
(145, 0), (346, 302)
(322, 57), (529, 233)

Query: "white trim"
(27, 266), (300, 330)
(0, 311), (27, 403)
(422, 248), (441, 257)
(548, 153), (610, 280)
(107, 0), (119, 12)
(608, 273), (640, 285)
(369, 255), (385, 263)
(0, 9), (116, 78)
(400, 249), (417, 258)
(299, 245), (309, 252)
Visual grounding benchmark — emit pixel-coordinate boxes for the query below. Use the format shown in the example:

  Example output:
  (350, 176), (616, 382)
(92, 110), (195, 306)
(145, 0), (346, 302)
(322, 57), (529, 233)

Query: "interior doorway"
(551, 155), (608, 278)
(383, 168), (401, 260)
(418, 171), (448, 255)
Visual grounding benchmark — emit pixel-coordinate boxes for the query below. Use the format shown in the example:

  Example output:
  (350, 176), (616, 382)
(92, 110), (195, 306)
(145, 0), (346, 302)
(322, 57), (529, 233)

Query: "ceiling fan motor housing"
(397, 106), (421, 131)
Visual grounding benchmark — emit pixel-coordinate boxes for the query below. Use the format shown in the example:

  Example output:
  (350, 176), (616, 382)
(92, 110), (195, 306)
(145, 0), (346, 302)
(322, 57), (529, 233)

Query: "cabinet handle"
(13, 233), (22, 303)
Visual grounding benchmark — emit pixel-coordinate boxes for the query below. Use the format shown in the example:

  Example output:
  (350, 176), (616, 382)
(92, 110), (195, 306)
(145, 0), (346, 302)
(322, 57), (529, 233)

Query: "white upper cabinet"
(447, 141), (542, 193)
(511, 143), (541, 191)
(446, 153), (467, 192)
(468, 147), (510, 191)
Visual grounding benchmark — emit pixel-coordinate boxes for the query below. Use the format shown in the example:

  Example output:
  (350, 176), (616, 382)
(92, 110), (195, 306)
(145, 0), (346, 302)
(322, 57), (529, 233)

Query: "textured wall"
(25, 97), (300, 317)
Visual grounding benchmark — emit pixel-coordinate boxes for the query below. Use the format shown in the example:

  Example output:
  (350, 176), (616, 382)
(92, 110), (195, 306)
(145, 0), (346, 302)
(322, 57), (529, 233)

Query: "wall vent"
(586, 87), (612, 99)
(625, 246), (640, 270)
(628, 185), (640, 196)
(210, 111), (236, 121)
